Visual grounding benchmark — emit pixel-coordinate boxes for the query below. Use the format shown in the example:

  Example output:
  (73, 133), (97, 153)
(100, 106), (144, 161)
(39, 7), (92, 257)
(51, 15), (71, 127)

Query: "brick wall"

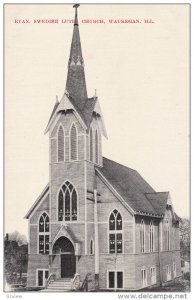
(27, 108), (181, 290)
(160, 250), (181, 283)
(27, 254), (49, 287)
(29, 226), (38, 254)
(76, 255), (95, 290)
(99, 254), (136, 290)
(96, 176), (134, 222)
(134, 252), (160, 290)
(50, 112), (102, 166)
(135, 216), (160, 254)
(50, 161), (85, 223)
(29, 194), (49, 225)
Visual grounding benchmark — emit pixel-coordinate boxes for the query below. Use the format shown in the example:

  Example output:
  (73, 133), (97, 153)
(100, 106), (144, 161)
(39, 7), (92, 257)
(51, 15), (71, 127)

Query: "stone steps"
(43, 278), (72, 292)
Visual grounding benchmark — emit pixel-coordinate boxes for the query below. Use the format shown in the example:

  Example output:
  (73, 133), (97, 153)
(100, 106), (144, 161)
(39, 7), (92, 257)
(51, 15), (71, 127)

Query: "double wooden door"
(61, 254), (76, 278)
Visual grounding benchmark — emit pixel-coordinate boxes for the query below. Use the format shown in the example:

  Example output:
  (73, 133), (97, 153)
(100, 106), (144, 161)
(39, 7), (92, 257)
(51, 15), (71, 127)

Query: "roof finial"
(73, 4), (80, 26)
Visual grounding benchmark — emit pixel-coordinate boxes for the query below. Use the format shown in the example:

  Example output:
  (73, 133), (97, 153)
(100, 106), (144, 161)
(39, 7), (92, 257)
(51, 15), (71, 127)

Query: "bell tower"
(44, 4), (107, 255)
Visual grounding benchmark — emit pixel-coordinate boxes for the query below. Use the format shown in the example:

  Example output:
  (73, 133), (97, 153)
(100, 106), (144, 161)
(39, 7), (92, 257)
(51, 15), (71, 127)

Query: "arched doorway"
(53, 237), (76, 278)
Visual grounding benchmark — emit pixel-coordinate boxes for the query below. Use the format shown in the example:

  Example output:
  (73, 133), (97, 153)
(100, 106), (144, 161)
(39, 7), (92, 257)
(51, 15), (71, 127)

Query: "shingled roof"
(96, 157), (169, 217)
(65, 4), (87, 101)
(68, 96), (97, 128)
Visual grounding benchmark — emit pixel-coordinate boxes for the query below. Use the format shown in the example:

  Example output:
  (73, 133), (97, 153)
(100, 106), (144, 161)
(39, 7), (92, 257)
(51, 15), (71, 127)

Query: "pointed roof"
(45, 5), (107, 138)
(65, 5), (87, 100)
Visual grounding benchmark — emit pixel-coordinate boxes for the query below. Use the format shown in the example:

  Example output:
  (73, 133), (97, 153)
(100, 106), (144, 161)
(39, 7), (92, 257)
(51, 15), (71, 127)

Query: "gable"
(144, 192), (169, 216)
(96, 175), (134, 222)
(50, 110), (85, 138)
(52, 224), (82, 247)
(93, 99), (108, 138)
(45, 93), (108, 141)
(45, 93), (87, 134)
(24, 184), (49, 220)
(96, 169), (134, 215)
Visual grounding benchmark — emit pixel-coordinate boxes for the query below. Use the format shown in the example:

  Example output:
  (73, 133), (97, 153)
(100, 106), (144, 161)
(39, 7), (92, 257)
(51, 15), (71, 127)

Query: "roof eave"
(24, 184), (49, 219)
(134, 211), (163, 219)
(44, 94), (87, 134)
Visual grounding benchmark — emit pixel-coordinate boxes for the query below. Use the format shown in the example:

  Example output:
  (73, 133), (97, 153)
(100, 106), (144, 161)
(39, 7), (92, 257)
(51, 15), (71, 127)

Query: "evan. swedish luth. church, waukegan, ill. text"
(25, 5), (181, 291)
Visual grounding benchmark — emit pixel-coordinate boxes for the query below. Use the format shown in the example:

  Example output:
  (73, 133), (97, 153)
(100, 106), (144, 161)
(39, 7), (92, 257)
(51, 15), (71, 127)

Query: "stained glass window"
(58, 181), (77, 221)
(109, 210), (123, 254)
(38, 213), (49, 254)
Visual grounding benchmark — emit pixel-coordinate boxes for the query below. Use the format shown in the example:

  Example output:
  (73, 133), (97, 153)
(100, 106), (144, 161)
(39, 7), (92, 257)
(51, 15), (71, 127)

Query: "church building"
(25, 5), (181, 291)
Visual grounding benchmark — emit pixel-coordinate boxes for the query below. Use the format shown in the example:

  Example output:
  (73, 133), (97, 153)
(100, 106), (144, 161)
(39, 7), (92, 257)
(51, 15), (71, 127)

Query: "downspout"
(158, 219), (163, 286)
(94, 189), (99, 290)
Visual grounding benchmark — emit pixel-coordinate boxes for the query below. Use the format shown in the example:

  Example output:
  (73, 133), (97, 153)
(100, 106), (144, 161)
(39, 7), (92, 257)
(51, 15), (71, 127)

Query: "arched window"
(70, 124), (77, 161)
(149, 221), (154, 252)
(39, 213), (49, 254)
(89, 128), (93, 161)
(140, 220), (145, 253)
(164, 219), (170, 251)
(90, 240), (94, 254)
(58, 181), (77, 221)
(58, 190), (63, 221)
(95, 130), (99, 164)
(109, 209), (123, 254)
(58, 125), (64, 162)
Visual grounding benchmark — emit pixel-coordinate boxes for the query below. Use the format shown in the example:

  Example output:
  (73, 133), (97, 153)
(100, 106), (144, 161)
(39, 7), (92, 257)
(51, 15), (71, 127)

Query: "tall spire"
(73, 3), (79, 25)
(65, 4), (88, 100)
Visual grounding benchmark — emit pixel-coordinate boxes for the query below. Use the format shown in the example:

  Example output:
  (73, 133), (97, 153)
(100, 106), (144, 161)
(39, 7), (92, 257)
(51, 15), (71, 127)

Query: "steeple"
(65, 4), (88, 100)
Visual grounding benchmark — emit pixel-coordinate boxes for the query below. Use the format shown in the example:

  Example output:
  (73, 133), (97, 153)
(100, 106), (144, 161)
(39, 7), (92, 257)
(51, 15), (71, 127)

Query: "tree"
(8, 230), (27, 246)
(179, 218), (190, 261)
(4, 232), (28, 284)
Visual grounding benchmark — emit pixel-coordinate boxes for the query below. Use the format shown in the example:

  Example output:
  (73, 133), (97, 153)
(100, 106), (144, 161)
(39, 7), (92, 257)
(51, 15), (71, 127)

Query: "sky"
(4, 4), (190, 238)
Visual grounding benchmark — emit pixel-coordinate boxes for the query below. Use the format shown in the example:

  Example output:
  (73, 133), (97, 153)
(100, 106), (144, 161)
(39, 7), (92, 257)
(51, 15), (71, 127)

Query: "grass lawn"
(142, 278), (190, 292)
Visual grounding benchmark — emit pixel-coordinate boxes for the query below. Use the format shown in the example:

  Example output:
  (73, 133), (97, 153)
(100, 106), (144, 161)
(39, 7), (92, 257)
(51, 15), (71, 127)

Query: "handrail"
(71, 273), (81, 290)
(45, 273), (55, 288)
(80, 272), (92, 291)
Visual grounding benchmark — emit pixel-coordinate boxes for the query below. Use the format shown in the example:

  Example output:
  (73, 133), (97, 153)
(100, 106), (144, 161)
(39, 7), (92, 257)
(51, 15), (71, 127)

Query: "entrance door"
(53, 236), (76, 278)
(61, 254), (76, 278)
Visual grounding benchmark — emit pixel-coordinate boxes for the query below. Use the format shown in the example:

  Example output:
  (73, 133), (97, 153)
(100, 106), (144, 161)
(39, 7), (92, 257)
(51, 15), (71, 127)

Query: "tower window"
(109, 209), (123, 254)
(38, 213), (49, 254)
(58, 181), (77, 221)
(57, 125), (64, 162)
(70, 124), (77, 161)
(90, 240), (94, 254)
